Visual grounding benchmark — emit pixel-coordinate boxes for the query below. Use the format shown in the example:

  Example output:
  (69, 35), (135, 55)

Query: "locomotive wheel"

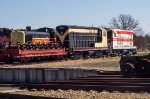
(135, 59), (150, 77)
(121, 63), (135, 77)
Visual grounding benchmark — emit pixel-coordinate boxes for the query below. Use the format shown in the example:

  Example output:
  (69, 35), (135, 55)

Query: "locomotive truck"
(120, 54), (150, 77)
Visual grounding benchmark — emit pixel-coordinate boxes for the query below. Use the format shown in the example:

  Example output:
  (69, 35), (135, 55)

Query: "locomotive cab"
(11, 30), (25, 45)
(105, 29), (137, 56)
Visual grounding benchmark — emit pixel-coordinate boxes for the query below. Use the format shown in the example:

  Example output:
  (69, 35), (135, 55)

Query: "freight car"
(56, 25), (137, 59)
(120, 54), (150, 77)
(0, 27), (67, 63)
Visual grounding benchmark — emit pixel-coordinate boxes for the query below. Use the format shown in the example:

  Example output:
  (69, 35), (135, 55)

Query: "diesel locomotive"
(56, 25), (137, 59)
(0, 25), (137, 63)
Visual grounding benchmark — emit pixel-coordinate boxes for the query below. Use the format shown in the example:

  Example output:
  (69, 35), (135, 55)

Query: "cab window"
(114, 33), (117, 37)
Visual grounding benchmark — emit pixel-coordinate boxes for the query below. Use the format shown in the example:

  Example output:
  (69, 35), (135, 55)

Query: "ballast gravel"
(13, 89), (150, 99)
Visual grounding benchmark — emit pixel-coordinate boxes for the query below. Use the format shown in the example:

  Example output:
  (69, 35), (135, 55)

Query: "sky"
(0, 0), (150, 33)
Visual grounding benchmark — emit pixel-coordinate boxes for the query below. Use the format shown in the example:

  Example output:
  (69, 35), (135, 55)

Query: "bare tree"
(110, 14), (140, 31)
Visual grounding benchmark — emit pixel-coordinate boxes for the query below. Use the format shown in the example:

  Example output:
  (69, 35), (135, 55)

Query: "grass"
(136, 51), (150, 56)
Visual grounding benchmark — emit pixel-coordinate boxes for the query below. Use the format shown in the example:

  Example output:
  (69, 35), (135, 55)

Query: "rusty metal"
(0, 48), (67, 63)
(120, 55), (150, 77)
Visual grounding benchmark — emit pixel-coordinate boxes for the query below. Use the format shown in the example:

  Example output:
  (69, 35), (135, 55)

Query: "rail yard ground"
(2, 57), (120, 71)
(1, 56), (150, 99)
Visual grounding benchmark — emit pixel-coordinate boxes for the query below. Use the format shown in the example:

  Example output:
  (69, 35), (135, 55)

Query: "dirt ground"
(3, 57), (121, 71)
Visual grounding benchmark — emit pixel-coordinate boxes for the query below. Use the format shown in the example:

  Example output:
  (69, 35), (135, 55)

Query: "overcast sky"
(0, 0), (149, 33)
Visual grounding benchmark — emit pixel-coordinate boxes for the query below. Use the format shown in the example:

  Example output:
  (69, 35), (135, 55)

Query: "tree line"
(134, 34), (150, 51)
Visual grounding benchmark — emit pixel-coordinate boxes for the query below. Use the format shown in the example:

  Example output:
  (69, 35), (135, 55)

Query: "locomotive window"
(50, 33), (55, 38)
(114, 33), (117, 37)
(97, 31), (102, 42)
(103, 32), (106, 37)
(33, 34), (50, 38)
(107, 31), (112, 39)
(25, 35), (32, 43)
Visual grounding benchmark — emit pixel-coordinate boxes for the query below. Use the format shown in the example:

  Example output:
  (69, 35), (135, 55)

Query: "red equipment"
(0, 48), (67, 63)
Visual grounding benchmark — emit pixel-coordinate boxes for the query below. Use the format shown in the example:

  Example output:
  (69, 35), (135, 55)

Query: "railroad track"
(18, 71), (150, 92)
(0, 93), (64, 99)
